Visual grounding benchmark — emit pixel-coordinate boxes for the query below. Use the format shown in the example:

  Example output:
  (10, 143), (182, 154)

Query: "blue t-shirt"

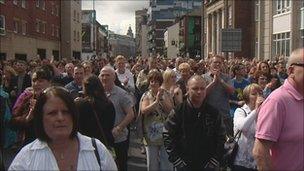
(229, 78), (250, 117)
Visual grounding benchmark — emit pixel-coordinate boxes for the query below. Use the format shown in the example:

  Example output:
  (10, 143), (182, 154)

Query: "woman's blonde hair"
(243, 83), (262, 103)
(162, 69), (176, 84)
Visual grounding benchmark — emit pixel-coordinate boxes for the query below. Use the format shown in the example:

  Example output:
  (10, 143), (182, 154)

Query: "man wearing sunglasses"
(253, 48), (304, 171)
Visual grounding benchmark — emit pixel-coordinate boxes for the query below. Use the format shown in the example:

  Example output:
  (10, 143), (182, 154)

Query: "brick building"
(179, 8), (201, 58)
(0, 0), (60, 60)
(147, 0), (201, 56)
(203, 0), (255, 58)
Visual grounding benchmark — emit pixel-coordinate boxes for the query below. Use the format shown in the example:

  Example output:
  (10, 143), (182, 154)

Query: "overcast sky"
(82, 0), (149, 35)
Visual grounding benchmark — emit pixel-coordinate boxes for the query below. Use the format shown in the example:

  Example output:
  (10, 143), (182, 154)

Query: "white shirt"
(233, 104), (257, 169)
(9, 133), (117, 171)
(115, 69), (135, 93)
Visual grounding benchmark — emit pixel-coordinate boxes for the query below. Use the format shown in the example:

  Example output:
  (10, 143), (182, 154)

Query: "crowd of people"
(0, 47), (303, 171)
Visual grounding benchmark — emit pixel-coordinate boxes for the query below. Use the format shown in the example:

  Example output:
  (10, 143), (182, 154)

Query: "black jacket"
(163, 100), (226, 170)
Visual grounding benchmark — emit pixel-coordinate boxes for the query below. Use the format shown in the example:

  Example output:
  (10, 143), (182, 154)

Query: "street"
(128, 130), (147, 171)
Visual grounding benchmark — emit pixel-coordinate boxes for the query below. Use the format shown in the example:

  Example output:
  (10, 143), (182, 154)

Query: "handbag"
(223, 107), (247, 168)
(223, 130), (242, 168)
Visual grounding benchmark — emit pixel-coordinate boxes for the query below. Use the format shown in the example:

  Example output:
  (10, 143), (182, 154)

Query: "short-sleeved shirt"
(202, 72), (232, 117)
(255, 80), (304, 170)
(230, 78), (250, 117)
(8, 133), (117, 171)
(107, 85), (134, 143)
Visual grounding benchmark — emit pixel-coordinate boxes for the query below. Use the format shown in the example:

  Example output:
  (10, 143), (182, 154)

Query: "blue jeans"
(146, 145), (173, 171)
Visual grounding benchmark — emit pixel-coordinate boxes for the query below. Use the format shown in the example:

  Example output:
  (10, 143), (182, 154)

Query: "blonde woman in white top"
(233, 84), (264, 171)
(161, 69), (183, 106)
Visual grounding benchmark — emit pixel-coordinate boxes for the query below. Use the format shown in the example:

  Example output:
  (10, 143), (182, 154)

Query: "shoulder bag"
(223, 107), (247, 168)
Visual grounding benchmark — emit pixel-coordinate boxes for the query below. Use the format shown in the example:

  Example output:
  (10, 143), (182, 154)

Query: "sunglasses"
(291, 63), (304, 67)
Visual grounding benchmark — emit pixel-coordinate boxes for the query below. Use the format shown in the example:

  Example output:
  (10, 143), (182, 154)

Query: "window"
(77, 13), (79, 22)
(55, 5), (59, 16)
(0, 15), (5, 35)
(276, 0), (291, 15)
(36, 19), (40, 32)
(56, 27), (59, 38)
(273, 32), (291, 57)
(41, 0), (45, 10)
(77, 31), (80, 41)
(21, 0), (26, 8)
(41, 21), (45, 34)
(0, 15), (5, 29)
(13, 19), (20, 33)
(22, 20), (27, 35)
(51, 3), (54, 15)
(13, 0), (17, 5)
(36, 0), (45, 10)
(51, 24), (54, 36)
(74, 10), (76, 21)
(74, 30), (76, 41)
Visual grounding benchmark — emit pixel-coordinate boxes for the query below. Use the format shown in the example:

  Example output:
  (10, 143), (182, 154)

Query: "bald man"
(99, 66), (135, 171)
(253, 48), (304, 170)
(163, 75), (225, 170)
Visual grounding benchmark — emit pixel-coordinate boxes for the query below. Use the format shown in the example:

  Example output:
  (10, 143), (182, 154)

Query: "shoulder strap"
(89, 101), (110, 147)
(91, 138), (102, 171)
(239, 107), (248, 117)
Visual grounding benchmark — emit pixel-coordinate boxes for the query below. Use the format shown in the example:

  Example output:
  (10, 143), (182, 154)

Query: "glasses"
(291, 63), (304, 67)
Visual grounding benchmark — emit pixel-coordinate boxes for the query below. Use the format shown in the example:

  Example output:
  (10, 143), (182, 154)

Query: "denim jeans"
(145, 145), (173, 171)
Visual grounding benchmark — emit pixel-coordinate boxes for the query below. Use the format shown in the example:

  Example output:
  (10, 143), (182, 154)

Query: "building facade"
(141, 24), (149, 58)
(0, 0), (60, 60)
(255, 0), (304, 60)
(164, 22), (179, 58)
(81, 10), (109, 60)
(96, 23), (108, 58)
(147, 0), (202, 55)
(60, 0), (82, 60)
(108, 32), (136, 58)
(203, 0), (255, 59)
(179, 8), (201, 58)
(135, 9), (148, 56)
(81, 10), (96, 60)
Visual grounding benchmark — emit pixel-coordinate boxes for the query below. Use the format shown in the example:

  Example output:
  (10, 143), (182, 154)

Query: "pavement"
(127, 130), (147, 171)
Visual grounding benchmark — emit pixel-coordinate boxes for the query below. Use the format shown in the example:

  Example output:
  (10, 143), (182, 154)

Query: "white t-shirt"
(9, 133), (117, 171)
(115, 69), (135, 93)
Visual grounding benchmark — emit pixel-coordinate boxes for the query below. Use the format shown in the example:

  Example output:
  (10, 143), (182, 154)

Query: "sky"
(82, 0), (149, 35)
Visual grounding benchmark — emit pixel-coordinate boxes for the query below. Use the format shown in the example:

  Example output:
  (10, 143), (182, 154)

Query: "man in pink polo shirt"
(253, 48), (304, 171)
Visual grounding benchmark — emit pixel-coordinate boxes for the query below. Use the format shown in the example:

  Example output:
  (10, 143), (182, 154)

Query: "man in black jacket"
(163, 75), (226, 170)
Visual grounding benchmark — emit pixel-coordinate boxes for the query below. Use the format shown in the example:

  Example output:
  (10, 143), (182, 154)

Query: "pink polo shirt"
(256, 80), (304, 170)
